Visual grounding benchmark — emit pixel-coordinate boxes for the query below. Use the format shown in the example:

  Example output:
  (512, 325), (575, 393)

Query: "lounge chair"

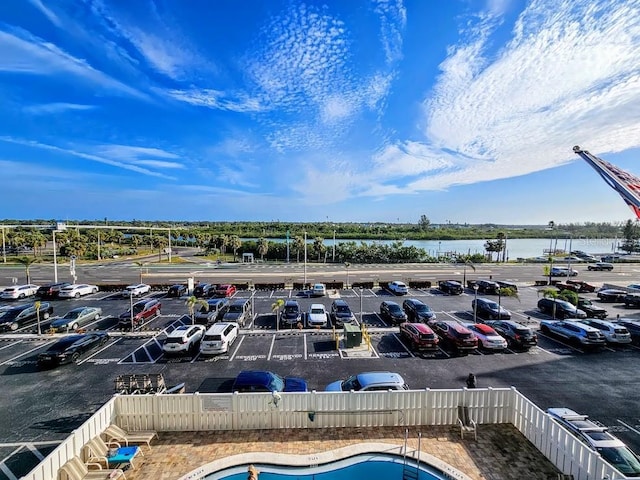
(103, 424), (158, 451)
(58, 455), (125, 480)
(83, 435), (141, 470)
(457, 405), (477, 440)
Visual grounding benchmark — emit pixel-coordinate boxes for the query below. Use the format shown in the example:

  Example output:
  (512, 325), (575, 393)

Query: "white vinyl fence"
(22, 387), (629, 480)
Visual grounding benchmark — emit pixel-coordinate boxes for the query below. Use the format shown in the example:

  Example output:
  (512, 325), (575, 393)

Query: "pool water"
(205, 454), (447, 480)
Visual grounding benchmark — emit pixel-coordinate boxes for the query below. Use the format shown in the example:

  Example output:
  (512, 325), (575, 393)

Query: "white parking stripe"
(0, 341), (22, 351)
(266, 335), (276, 361)
(617, 419), (640, 437)
(229, 335), (245, 361)
(0, 341), (54, 366)
(0, 460), (18, 480)
(392, 333), (414, 357)
(303, 334), (308, 360)
(76, 338), (120, 365)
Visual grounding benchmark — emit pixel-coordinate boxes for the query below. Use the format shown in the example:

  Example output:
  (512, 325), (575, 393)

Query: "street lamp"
(473, 284), (479, 323)
(303, 231), (307, 288)
(332, 229), (336, 262)
(345, 262), (351, 289)
(130, 291), (135, 331)
(52, 229), (59, 283)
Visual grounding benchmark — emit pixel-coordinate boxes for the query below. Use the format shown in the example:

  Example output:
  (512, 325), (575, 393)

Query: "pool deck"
(121, 424), (561, 480)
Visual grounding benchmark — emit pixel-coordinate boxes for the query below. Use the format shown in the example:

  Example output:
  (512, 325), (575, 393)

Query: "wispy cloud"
(165, 88), (265, 112)
(23, 103), (96, 114)
(0, 27), (146, 98)
(373, 0), (407, 65)
(27, 0), (61, 27)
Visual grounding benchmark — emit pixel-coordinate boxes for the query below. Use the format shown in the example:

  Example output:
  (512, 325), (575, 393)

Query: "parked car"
(616, 319), (640, 343)
(310, 283), (327, 297)
(547, 407), (640, 477)
(162, 324), (205, 355)
(566, 280), (596, 293)
(49, 307), (102, 332)
(475, 279), (501, 294)
(472, 298), (511, 320)
(0, 302), (53, 331)
(539, 320), (606, 348)
(330, 299), (357, 327)
(214, 284), (237, 297)
(325, 371), (409, 392)
(576, 297), (607, 319)
(1, 284), (39, 300)
(167, 284), (188, 297)
(199, 322), (239, 355)
(399, 322), (439, 352)
(378, 300), (407, 325)
(387, 281), (409, 295)
(465, 323), (507, 351)
(578, 319), (632, 344)
(402, 298), (436, 322)
(550, 267), (578, 277)
(430, 320), (478, 354)
(587, 262), (614, 271)
(628, 283), (640, 292)
(222, 298), (252, 327)
(58, 284), (99, 299)
(118, 298), (161, 329)
(307, 304), (328, 327)
(438, 280), (463, 295)
(537, 298), (587, 319)
(37, 332), (109, 367)
(485, 320), (537, 350)
(121, 284), (151, 297)
(280, 300), (302, 328)
(624, 293), (640, 308)
(194, 298), (230, 325)
(562, 256), (584, 263)
(597, 288), (628, 302)
(232, 370), (308, 392)
(36, 282), (71, 299)
(601, 255), (621, 263)
(193, 283), (214, 298)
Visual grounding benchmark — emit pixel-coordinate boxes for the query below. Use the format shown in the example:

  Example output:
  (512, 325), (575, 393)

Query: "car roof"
(205, 322), (238, 333)
(167, 325), (199, 337)
(310, 303), (325, 309)
(470, 324), (497, 334)
(332, 299), (348, 305)
(284, 300), (299, 306)
(403, 322), (434, 333)
(356, 371), (405, 386)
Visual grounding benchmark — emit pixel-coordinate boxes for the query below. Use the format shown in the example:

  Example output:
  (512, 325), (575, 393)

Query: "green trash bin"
(344, 323), (362, 348)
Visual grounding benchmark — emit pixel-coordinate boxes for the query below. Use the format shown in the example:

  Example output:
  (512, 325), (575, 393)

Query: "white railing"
(22, 388), (630, 480)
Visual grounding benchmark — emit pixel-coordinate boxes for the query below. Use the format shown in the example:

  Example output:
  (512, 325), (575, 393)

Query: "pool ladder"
(402, 429), (421, 480)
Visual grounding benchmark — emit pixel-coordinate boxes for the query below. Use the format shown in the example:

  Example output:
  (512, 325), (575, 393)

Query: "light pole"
(332, 230), (336, 262)
(303, 231), (307, 288)
(473, 284), (479, 323)
(52, 229), (58, 283)
(168, 228), (172, 263)
(438, 241), (442, 260)
(345, 262), (351, 289)
(130, 291), (135, 331)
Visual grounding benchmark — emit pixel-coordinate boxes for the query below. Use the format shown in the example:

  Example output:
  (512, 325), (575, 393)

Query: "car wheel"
(75, 293), (80, 298)
(43, 312), (50, 320)
(94, 313), (100, 320)
(540, 325), (550, 334)
(10, 322), (18, 331)
(71, 352), (80, 363)
(71, 322), (79, 331)
(19, 293), (25, 299)
(92, 288), (98, 294)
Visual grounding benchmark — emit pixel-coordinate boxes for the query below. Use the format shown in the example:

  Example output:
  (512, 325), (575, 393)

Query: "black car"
(379, 301), (407, 325)
(0, 303), (53, 331)
(330, 299), (356, 327)
(577, 298), (608, 319)
(486, 320), (537, 350)
(597, 289), (627, 302)
(472, 298), (511, 320)
(167, 284), (188, 297)
(37, 332), (109, 367)
(624, 293), (640, 308)
(280, 300), (302, 328)
(438, 280), (463, 295)
(537, 298), (587, 319)
(402, 298), (436, 322)
(36, 282), (71, 298)
(193, 283), (214, 298)
(475, 279), (501, 294)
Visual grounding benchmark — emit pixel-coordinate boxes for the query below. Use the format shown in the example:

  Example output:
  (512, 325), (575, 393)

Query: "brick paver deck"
(121, 425), (561, 480)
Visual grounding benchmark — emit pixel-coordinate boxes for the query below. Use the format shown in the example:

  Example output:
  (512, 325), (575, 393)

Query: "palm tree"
(293, 236), (304, 263)
(133, 261), (147, 283)
(271, 298), (285, 331)
(257, 237), (269, 261)
(229, 235), (242, 261)
(312, 237), (325, 262)
(185, 295), (209, 325)
(16, 256), (40, 284)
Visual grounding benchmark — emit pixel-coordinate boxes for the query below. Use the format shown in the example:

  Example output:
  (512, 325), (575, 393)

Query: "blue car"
(232, 370), (308, 393)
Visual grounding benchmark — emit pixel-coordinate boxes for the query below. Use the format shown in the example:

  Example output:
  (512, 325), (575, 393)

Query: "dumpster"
(344, 323), (362, 348)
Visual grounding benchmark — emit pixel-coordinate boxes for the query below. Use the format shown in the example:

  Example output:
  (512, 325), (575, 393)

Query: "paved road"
(1, 259), (640, 479)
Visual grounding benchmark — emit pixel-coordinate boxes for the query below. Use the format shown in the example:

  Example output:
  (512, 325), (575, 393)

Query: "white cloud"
(23, 103), (96, 114)
(165, 88), (265, 112)
(27, 0), (62, 27)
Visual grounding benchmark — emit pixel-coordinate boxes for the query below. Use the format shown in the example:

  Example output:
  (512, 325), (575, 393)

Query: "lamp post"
(303, 231), (307, 288)
(359, 287), (364, 325)
(332, 230), (336, 262)
(345, 262), (351, 289)
(130, 291), (135, 331)
(52, 229), (58, 283)
(473, 284), (479, 323)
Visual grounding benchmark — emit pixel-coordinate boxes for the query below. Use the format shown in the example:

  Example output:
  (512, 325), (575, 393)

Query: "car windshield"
(132, 303), (146, 314)
(414, 303), (431, 312)
(388, 304), (402, 313)
(341, 376), (363, 391)
(64, 310), (82, 319)
(597, 447), (640, 475)
(0, 310), (20, 321)
(336, 306), (350, 313)
(228, 305), (243, 313)
(311, 308), (324, 314)
(284, 306), (298, 314)
(267, 374), (285, 392)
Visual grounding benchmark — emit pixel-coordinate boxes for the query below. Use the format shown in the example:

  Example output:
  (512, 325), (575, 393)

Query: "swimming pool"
(204, 453), (451, 480)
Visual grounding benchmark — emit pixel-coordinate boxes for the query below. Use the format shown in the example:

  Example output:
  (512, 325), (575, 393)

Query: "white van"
(200, 322), (239, 355)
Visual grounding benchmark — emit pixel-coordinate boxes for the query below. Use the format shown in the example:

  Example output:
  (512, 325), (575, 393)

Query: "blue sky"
(1, 0), (640, 225)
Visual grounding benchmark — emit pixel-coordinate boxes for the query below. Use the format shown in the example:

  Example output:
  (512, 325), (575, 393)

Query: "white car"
(388, 281), (409, 295)
(122, 283), (151, 297)
(307, 304), (328, 327)
(578, 319), (632, 344)
(311, 283), (327, 297)
(162, 325), (205, 355)
(1, 284), (39, 300)
(200, 322), (239, 355)
(58, 284), (99, 299)
(465, 323), (508, 351)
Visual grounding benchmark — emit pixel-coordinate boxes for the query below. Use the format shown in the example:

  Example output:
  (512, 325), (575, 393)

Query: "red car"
(430, 320), (478, 354)
(215, 284), (237, 297)
(118, 299), (161, 329)
(399, 322), (439, 351)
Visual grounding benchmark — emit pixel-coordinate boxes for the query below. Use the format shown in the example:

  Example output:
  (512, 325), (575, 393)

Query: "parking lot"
(2, 280), (640, 479)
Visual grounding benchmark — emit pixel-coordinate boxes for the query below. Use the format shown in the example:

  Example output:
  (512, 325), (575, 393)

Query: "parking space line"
(26, 443), (45, 461)
(77, 338), (120, 365)
(392, 333), (414, 357)
(0, 340), (22, 351)
(617, 419), (640, 437)
(303, 334), (308, 360)
(0, 341), (54, 366)
(437, 346), (451, 358)
(190, 352), (201, 363)
(536, 333), (585, 353)
(229, 335), (246, 361)
(266, 335), (276, 361)
(0, 450), (19, 480)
